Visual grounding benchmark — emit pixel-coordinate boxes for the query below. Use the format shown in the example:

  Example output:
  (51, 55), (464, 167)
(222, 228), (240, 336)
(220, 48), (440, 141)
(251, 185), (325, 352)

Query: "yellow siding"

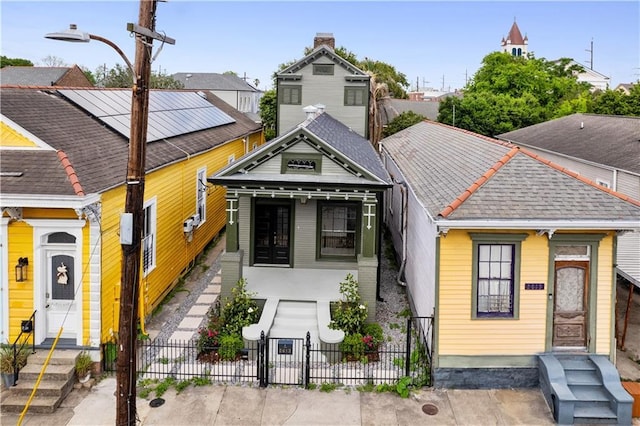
(438, 230), (548, 356)
(7, 222), (35, 339)
(0, 122), (38, 147)
(438, 229), (617, 357)
(99, 136), (259, 341)
(23, 208), (78, 219)
(595, 234), (614, 353)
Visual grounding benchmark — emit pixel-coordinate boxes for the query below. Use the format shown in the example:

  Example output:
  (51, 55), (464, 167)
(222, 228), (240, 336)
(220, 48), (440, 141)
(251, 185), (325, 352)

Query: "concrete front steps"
(1, 349), (79, 414)
(539, 353), (633, 424)
(268, 301), (320, 345)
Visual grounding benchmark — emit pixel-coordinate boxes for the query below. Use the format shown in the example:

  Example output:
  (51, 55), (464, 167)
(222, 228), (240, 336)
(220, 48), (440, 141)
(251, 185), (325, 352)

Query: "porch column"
(225, 197), (239, 252)
(362, 200), (377, 258)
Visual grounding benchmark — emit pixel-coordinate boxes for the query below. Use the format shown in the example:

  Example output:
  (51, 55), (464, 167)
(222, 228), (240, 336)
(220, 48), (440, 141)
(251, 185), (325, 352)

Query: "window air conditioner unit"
(183, 218), (194, 233)
(191, 213), (201, 227)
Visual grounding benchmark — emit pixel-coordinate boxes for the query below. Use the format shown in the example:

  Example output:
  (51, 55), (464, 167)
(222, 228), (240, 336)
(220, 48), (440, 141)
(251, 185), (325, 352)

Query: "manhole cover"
(149, 398), (165, 408)
(422, 403), (439, 415)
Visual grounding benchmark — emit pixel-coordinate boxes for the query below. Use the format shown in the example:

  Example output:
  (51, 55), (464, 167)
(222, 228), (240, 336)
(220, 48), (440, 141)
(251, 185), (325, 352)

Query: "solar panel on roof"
(58, 89), (236, 142)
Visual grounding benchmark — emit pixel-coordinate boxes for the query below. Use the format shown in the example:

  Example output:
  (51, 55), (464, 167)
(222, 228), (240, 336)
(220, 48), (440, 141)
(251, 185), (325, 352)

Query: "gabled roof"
(0, 87), (262, 198)
(212, 111), (389, 189)
(498, 113), (640, 175)
(378, 98), (441, 124)
(277, 45), (368, 78)
(380, 121), (640, 223)
(171, 72), (259, 92)
(0, 65), (92, 87)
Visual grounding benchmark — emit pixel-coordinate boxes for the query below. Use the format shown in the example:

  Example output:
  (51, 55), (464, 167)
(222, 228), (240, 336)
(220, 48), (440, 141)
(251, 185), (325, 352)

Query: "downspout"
(396, 181), (408, 287)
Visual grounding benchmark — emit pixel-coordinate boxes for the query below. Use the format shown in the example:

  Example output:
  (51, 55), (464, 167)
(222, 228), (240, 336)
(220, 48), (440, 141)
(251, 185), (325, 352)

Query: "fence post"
(304, 332), (311, 389)
(259, 331), (266, 387)
(405, 318), (412, 377)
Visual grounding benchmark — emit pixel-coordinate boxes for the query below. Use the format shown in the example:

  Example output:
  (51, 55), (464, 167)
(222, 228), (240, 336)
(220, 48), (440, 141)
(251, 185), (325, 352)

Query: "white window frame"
(142, 197), (157, 276)
(595, 178), (610, 188)
(196, 167), (207, 227)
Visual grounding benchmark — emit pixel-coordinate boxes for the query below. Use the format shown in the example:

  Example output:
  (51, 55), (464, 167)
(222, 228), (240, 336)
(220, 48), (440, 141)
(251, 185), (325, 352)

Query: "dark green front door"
(254, 201), (290, 265)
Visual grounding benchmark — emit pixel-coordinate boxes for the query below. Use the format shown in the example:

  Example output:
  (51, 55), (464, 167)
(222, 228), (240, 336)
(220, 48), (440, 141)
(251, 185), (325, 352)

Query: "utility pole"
(586, 38), (594, 70)
(117, 1), (155, 425)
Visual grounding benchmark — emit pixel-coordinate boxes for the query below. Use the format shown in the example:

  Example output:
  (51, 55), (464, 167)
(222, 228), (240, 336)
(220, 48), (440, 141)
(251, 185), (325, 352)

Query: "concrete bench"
(317, 300), (344, 344)
(242, 298), (279, 341)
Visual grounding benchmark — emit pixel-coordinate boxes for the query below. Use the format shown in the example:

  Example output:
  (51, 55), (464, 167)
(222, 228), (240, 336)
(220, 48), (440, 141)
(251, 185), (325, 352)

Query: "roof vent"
(303, 105), (318, 120)
(314, 104), (326, 114)
(580, 121), (584, 129)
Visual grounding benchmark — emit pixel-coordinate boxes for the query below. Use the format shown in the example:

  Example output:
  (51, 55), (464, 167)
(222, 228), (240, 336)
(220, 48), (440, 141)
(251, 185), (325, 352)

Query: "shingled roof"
(380, 120), (640, 222)
(498, 113), (640, 175)
(171, 73), (258, 91)
(0, 87), (262, 198)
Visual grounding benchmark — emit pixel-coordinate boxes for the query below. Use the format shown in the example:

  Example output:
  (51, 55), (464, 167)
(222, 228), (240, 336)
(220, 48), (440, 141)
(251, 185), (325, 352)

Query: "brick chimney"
(314, 33), (335, 49)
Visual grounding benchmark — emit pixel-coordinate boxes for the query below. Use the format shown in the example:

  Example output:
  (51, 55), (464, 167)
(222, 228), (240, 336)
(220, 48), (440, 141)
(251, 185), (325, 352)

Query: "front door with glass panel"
(553, 260), (589, 348)
(254, 201), (291, 265)
(46, 249), (77, 338)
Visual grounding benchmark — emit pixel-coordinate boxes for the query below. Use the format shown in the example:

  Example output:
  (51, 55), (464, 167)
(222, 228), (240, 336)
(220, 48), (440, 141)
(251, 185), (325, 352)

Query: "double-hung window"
(344, 87), (367, 106)
(280, 86), (301, 105)
(142, 198), (157, 276)
(196, 168), (207, 226)
(470, 233), (526, 318)
(318, 202), (359, 259)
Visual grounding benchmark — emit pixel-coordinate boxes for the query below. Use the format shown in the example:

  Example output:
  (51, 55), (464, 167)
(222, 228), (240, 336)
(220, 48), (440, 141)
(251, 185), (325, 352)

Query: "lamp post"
(46, 2), (173, 425)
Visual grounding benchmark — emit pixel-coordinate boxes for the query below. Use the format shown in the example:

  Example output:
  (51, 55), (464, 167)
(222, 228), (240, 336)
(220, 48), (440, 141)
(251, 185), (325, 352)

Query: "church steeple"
(501, 19), (528, 58)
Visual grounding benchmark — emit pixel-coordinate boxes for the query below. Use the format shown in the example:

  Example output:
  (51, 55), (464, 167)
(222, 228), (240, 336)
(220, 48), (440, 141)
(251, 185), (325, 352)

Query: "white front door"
(45, 248), (77, 339)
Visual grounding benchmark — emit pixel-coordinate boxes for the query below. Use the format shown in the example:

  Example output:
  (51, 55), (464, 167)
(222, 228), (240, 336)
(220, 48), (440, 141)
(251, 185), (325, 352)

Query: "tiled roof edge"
(57, 150), (86, 196)
(519, 148), (640, 208)
(439, 147), (520, 218)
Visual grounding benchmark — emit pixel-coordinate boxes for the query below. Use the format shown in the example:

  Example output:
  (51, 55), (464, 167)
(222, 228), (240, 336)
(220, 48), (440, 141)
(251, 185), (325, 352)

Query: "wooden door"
(553, 261), (589, 348)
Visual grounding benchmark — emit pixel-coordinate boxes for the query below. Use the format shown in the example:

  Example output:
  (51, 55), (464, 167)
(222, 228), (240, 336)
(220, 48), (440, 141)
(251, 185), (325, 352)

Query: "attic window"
(313, 64), (334, 75)
(281, 153), (322, 174)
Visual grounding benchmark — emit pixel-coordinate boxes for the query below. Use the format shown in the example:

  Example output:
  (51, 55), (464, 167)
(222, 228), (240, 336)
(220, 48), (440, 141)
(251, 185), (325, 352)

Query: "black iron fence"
(103, 316), (433, 389)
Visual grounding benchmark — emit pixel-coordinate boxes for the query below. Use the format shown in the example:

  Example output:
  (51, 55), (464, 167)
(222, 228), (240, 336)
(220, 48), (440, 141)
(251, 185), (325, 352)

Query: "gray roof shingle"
(1, 67), (69, 86)
(381, 121), (640, 222)
(172, 73), (258, 92)
(498, 113), (640, 175)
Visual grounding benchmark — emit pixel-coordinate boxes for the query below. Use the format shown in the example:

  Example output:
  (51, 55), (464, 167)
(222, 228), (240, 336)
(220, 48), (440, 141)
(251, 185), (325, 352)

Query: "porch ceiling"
(243, 266), (357, 302)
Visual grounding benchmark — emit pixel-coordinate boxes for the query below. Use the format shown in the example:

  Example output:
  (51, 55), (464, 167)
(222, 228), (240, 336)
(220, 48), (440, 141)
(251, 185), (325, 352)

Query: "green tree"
(259, 89), (276, 141)
(438, 52), (592, 136)
(382, 111), (425, 137)
(591, 85), (640, 116)
(95, 63), (183, 89)
(0, 56), (34, 68)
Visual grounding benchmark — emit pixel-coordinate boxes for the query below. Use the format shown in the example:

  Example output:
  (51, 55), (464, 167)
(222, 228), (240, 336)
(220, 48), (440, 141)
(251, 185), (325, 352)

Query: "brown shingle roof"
(0, 87), (262, 196)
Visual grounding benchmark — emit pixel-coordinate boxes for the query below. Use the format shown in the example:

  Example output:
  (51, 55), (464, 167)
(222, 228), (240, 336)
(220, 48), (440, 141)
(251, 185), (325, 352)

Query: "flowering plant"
(362, 334), (377, 351)
(196, 325), (220, 354)
(220, 278), (260, 336)
(329, 274), (368, 335)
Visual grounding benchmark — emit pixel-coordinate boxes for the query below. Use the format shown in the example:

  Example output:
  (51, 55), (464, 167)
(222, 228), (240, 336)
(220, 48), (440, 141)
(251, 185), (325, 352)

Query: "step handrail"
(10, 310), (36, 385)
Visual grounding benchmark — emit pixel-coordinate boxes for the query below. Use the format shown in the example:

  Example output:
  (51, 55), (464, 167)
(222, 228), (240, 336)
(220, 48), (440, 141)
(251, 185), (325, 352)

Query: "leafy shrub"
(362, 323), (383, 350)
(196, 313), (222, 354)
(340, 333), (365, 360)
(220, 279), (260, 336)
(218, 334), (243, 361)
(329, 274), (367, 335)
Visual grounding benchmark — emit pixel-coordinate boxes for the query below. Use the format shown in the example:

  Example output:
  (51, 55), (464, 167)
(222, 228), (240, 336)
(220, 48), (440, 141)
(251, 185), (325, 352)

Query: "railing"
(9, 310), (36, 386)
(105, 315), (435, 389)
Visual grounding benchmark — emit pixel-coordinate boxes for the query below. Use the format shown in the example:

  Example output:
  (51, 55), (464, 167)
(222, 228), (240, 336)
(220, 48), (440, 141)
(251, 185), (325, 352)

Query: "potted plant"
(75, 351), (93, 383)
(0, 344), (29, 387)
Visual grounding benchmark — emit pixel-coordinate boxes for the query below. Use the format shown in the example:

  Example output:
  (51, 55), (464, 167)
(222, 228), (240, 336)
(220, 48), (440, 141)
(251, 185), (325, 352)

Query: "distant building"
(501, 20), (528, 58)
(172, 72), (262, 121)
(0, 65), (93, 87)
(562, 60), (610, 92)
(615, 82), (636, 95)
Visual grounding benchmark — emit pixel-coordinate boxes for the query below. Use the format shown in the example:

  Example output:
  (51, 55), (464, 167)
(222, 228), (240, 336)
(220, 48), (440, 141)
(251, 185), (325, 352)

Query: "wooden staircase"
(1, 349), (79, 414)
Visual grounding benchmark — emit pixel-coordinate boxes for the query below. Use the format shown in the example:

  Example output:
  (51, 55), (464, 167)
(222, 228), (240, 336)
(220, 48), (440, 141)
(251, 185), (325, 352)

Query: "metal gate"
(264, 336), (306, 386)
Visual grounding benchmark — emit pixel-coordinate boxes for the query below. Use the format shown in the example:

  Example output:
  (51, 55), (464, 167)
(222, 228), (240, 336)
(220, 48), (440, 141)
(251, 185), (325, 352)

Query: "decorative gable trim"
(278, 46), (367, 77)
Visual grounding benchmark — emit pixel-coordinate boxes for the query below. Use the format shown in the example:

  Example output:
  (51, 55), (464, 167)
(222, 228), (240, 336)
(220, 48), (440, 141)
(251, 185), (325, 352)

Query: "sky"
(1, 1), (639, 91)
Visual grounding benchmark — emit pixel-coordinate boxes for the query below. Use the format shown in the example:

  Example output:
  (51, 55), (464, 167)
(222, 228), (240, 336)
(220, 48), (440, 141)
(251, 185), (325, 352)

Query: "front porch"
(243, 266), (356, 302)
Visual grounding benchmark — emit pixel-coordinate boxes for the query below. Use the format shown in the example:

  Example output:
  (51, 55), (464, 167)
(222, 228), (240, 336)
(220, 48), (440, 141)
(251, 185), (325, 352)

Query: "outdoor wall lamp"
(15, 257), (28, 282)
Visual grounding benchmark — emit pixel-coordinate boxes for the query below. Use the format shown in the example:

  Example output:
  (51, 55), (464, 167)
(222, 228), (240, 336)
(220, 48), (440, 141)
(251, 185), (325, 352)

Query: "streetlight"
(45, 2), (174, 425)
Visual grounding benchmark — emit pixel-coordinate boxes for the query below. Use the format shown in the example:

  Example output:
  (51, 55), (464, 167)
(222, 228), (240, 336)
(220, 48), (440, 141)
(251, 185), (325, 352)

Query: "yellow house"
(380, 121), (639, 422)
(0, 87), (263, 355)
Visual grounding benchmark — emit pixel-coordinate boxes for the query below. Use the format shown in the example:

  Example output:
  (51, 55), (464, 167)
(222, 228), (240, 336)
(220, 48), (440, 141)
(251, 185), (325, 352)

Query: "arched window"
(512, 48), (517, 56)
(47, 232), (76, 244)
(517, 48), (522, 56)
